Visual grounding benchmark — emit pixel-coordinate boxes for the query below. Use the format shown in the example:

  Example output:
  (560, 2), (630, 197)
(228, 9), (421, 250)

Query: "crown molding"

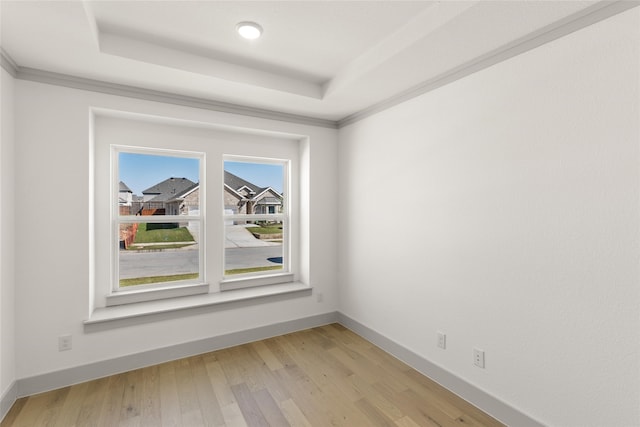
(0, 48), (18, 77)
(18, 66), (338, 129)
(2, 0), (638, 130)
(337, 0), (640, 128)
(1, 51), (337, 129)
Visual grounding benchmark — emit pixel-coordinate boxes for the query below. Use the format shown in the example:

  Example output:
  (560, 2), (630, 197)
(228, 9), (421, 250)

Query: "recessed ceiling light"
(236, 22), (263, 40)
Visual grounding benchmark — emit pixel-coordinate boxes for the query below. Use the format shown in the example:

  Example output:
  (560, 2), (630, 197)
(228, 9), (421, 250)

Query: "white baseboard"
(337, 312), (545, 427)
(4, 311), (543, 426)
(17, 312), (338, 398)
(0, 380), (18, 422)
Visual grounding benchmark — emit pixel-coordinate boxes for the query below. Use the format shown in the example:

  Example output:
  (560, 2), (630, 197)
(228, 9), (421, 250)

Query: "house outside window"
(221, 156), (292, 290)
(109, 146), (206, 306)
(94, 113), (301, 308)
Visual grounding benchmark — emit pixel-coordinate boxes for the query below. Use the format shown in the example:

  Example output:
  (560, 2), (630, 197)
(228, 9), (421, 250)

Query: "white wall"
(338, 8), (639, 427)
(0, 68), (16, 404)
(13, 79), (338, 380)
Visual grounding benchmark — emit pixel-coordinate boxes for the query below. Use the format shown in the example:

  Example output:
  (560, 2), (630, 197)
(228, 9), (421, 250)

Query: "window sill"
(220, 272), (294, 291)
(85, 281), (312, 329)
(106, 283), (209, 306)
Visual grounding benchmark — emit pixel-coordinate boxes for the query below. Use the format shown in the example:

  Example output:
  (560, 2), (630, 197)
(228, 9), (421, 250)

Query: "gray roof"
(119, 181), (132, 193)
(224, 171), (266, 195)
(141, 173), (278, 204)
(142, 177), (197, 202)
(167, 182), (199, 202)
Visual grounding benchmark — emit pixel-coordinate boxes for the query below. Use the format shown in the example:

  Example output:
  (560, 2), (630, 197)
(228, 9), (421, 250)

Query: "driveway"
(225, 225), (281, 248)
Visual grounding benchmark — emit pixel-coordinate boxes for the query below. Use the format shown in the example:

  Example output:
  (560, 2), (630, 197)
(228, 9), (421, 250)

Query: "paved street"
(120, 225), (282, 279)
(225, 245), (283, 270)
(119, 250), (199, 279)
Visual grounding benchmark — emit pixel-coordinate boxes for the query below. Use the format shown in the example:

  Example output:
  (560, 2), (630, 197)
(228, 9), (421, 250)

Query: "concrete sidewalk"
(225, 225), (281, 249)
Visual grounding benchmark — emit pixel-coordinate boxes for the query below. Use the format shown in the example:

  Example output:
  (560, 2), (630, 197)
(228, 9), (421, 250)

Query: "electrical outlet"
(316, 292), (323, 303)
(58, 335), (72, 352)
(473, 348), (485, 368)
(437, 332), (446, 349)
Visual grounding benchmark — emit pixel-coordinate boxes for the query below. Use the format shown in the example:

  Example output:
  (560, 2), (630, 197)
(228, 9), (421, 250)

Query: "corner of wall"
(0, 67), (17, 424)
(0, 381), (17, 422)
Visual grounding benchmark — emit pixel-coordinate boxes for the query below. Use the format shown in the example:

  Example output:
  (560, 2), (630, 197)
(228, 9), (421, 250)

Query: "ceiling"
(1, 1), (635, 125)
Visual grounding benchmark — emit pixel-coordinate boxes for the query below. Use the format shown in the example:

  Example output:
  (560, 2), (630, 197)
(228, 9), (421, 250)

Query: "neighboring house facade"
(165, 184), (200, 216)
(223, 170), (283, 216)
(141, 177), (197, 203)
(134, 177), (196, 215)
(122, 172), (280, 218)
(118, 181), (133, 206)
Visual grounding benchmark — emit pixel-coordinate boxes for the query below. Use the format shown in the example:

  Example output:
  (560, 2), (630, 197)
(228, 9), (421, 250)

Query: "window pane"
(118, 222), (199, 287)
(223, 160), (286, 276)
(224, 161), (284, 216)
(225, 223), (284, 275)
(116, 149), (202, 289)
(118, 152), (200, 216)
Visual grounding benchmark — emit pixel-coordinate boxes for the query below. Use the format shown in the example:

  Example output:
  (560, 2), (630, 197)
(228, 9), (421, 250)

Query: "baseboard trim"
(336, 312), (545, 427)
(0, 381), (18, 422)
(8, 311), (543, 426)
(16, 311), (339, 398)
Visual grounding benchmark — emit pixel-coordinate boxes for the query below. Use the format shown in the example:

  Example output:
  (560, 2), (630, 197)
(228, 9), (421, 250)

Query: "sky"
(224, 161), (284, 193)
(119, 153), (284, 195)
(119, 152), (200, 195)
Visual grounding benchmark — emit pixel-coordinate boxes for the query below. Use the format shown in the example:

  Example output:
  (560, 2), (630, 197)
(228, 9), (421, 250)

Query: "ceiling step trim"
(337, 0), (640, 128)
(0, 48), (18, 78)
(2, 0), (637, 130)
(0, 55), (338, 129)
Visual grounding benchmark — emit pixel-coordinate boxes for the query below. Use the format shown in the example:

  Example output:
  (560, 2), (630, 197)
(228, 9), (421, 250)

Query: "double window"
(108, 146), (292, 305)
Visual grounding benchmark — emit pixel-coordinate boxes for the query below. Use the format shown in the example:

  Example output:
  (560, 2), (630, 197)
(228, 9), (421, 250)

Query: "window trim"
(107, 145), (207, 306)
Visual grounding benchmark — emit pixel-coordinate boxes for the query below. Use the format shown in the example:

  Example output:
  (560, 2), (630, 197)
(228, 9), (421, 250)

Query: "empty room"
(1, 1), (639, 426)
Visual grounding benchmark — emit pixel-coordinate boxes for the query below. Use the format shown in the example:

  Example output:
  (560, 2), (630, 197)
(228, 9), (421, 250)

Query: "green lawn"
(247, 224), (282, 234)
(120, 273), (199, 287)
(134, 223), (195, 244)
(249, 225), (283, 236)
(225, 265), (283, 275)
(127, 242), (195, 251)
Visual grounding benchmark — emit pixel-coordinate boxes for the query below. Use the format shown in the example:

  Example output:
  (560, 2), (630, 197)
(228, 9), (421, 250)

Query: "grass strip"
(127, 243), (195, 250)
(249, 226), (283, 235)
(225, 265), (283, 275)
(120, 273), (199, 287)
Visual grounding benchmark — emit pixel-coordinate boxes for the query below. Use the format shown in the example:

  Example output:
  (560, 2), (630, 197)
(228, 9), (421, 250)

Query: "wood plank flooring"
(1, 324), (505, 427)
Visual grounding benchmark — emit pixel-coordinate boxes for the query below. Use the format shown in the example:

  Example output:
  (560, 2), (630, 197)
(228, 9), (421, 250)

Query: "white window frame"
(106, 145), (208, 306)
(220, 155), (293, 291)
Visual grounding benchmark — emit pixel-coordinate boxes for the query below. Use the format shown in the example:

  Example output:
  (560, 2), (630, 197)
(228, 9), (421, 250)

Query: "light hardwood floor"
(1, 324), (505, 427)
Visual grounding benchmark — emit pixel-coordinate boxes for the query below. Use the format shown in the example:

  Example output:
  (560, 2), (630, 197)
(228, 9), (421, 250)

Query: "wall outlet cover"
(437, 332), (446, 349)
(473, 348), (485, 368)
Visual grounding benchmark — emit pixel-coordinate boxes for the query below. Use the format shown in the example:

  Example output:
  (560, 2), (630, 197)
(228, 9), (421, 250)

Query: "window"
(94, 113), (302, 310)
(221, 156), (293, 290)
(108, 146), (206, 305)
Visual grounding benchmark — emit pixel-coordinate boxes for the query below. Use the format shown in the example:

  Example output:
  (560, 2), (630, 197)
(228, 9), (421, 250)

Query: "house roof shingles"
(167, 182), (200, 202)
(142, 177), (197, 202)
(119, 181), (133, 193)
(224, 171), (268, 195)
(140, 172), (281, 204)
